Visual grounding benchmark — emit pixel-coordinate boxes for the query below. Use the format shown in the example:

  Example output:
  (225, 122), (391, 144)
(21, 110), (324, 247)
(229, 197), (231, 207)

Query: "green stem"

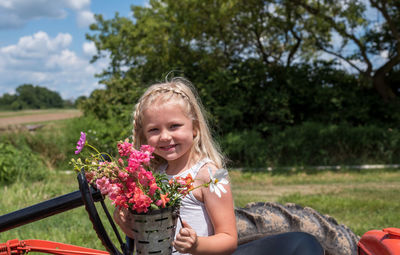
(86, 143), (114, 162)
(169, 194), (182, 206)
(169, 180), (212, 205)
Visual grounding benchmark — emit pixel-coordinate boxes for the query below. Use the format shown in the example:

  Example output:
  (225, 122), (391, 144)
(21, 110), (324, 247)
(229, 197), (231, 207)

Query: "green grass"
(231, 168), (400, 236)
(1, 168), (399, 251)
(0, 171), (122, 252)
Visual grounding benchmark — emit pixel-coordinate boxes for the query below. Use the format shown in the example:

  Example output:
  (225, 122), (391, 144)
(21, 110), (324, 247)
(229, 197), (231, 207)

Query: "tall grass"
(0, 114), (131, 172)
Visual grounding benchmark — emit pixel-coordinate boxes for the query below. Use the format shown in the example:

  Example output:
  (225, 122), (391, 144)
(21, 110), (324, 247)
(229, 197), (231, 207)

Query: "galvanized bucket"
(129, 207), (179, 255)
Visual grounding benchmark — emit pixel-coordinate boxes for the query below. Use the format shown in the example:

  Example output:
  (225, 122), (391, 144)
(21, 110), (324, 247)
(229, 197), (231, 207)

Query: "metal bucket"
(129, 207), (179, 255)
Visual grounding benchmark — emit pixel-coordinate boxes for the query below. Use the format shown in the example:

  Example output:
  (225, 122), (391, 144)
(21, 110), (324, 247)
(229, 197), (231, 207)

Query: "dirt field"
(0, 109), (82, 128)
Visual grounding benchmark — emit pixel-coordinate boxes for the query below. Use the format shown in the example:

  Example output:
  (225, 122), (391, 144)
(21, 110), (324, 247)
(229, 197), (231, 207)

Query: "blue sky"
(0, 0), (147, 100)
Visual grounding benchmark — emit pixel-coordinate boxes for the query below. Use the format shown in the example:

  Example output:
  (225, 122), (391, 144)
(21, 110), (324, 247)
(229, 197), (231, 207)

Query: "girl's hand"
(113, 207), (135, 239)
(173, 220), (198, 254)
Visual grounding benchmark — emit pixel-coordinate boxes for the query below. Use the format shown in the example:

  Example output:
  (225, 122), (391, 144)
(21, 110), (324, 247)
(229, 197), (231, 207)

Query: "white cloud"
(0, 31), (73, 71)
(83, 41), (97, 57)
(0, 31), (106, 99)
(65, 0), (90, 10)
(46, 49), (85, 70)
(77, 10), (95, 28)
(0, 0), (92, 29)
(0, 1), (12, 8)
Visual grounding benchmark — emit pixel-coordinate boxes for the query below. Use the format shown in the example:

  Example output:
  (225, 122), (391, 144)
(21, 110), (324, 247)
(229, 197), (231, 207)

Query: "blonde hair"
(132, 77), (225, 169)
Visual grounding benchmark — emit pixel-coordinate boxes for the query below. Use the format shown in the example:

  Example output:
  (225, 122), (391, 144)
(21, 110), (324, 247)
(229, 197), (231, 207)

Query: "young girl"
(114, 77), (323, 255)
(114, 77), (237, 254)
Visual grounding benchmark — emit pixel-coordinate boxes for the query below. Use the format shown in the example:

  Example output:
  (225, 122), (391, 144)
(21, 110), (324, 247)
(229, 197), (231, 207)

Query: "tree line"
(0, 84), (85, 110)
(79, 0), (400, 166)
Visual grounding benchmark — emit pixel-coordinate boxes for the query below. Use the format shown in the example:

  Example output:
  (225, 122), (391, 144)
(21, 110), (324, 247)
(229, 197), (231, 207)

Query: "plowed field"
(0, 109), (82, 128)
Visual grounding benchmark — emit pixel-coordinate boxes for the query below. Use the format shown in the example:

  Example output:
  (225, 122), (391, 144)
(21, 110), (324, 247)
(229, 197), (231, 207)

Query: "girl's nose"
(160, 130), (171, 141)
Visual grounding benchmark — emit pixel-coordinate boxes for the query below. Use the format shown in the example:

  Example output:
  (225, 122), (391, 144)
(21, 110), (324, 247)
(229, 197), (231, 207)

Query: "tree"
(86, 0), (399, 133)
(0, 93), (17, 110)
(74, 95), (87, 109)
(16, 84), (64, 109)
(289, 0), (400, 101)
(86, 0), (303, 130)
(0, 84), (64, 110)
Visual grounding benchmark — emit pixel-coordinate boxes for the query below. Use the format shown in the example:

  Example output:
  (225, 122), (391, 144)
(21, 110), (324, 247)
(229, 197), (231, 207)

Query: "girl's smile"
(159, 144), (177, 151)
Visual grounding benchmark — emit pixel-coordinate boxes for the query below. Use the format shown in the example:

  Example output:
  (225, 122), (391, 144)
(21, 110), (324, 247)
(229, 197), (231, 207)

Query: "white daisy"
(208, 167), (229, 198)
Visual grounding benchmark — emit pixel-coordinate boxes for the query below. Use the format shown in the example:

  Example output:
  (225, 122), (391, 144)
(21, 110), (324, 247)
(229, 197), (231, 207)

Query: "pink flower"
(75, 137), (201, 213)
(149, 181), (160, 196)
(112, 194), (129, 208)
(74, 132), (86, 154)
(133, 195), (152, 213)
(130, 149), (154, 166)
(175, 174), (195, 196)
(156, 193), (170, 208)
(96, 177), (112, 195)
(125, 178), (136, 190)
(108, 184), (122, 201)
(127, 159), (140, 173)
(129, 187), (152, 213)
(118, 171), (129, 181)
(117, 139), (133, 157)
(85, 171), (95, 183)
(140, 145), (155, 155)
(176, 179), (186, 186)
(127, 150), (144, 172)
(138, 167), (155, 187)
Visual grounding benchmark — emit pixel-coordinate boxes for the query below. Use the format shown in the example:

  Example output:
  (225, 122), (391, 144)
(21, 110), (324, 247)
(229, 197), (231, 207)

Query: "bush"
(222, 122), (400, 168)
(3, 114), (398, 173)
(22, 115), (132, 170)
(269, 122), (400, 166)
(65, 115), (132, 156)
(221, 130), (269, 167)
(0, 142), (46, 184)
(0, 115), (132, 172)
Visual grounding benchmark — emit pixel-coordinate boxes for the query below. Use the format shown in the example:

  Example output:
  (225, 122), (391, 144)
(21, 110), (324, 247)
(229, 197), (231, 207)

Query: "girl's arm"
(173, 166), (238, 255)
(113, 207), (135, 239)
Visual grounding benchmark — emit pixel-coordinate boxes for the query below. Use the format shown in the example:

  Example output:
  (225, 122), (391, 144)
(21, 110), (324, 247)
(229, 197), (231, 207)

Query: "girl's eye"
(148, 128), (158, 133)
(171, 124), (181, 129)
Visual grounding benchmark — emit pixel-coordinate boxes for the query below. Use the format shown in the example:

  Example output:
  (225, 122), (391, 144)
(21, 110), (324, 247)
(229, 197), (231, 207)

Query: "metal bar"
(0, 189), (102, 232)
(99, 200), (124, 246)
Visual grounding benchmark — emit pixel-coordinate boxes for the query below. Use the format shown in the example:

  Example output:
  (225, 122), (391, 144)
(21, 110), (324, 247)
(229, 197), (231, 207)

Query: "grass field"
(230, 169), (400, 236)
(1, 168), (399, 251)
(1, 110), (399, 252)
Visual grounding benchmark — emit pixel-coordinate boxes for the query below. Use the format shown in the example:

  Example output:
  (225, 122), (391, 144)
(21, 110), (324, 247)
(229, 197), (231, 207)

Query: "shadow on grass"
(238, 166), (400, 176)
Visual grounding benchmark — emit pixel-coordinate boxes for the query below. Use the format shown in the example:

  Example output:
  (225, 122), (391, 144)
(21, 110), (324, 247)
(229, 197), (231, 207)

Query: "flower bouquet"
(70, 132), (228, 255)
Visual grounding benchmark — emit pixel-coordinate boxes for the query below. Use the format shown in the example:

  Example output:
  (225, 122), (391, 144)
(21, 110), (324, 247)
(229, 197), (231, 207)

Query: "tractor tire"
(235, 202), (359, 255)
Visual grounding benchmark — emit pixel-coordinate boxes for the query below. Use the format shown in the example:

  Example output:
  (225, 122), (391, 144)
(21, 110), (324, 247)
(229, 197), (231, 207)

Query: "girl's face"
(142, 102), (196, 171)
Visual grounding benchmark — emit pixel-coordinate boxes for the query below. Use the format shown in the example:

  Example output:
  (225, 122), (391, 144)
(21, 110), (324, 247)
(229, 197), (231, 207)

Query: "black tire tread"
(235, 202), (359, 255)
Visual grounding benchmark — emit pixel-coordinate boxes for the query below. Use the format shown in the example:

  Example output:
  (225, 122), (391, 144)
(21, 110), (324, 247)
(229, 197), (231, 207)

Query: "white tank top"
(160, 158), (214, 254)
